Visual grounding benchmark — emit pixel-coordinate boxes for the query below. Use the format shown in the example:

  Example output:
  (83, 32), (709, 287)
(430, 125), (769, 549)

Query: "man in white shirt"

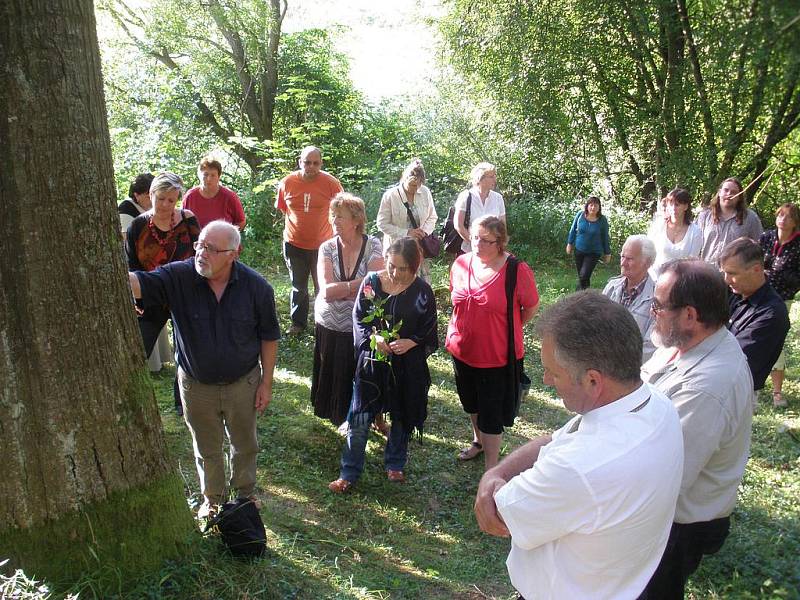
(475, 292), (684, 599)
(641, 258), (753, 598)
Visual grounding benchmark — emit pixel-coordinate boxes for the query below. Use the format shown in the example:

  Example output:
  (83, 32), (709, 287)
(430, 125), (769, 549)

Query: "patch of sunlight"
(274, 367), (311, 387)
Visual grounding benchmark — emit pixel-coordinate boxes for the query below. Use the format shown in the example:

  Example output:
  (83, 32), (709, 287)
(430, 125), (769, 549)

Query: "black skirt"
(311, 323), (356, 426)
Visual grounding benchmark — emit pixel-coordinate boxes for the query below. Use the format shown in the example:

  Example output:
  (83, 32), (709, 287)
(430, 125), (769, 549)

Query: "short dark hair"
(386, 237), (422, 274)
(128, 173), (154, 199)
(198, 156), (222, 175)
(660, 259), (729, 327)
(719, 237), (764, 267)
(535, 291), (643, 383)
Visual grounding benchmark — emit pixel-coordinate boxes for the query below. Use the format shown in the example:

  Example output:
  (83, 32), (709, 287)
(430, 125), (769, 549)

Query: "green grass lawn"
(118, 254), (798, 599)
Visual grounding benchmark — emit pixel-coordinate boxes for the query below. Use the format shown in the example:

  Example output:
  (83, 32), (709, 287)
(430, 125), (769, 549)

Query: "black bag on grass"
(208, 497), (266, 558)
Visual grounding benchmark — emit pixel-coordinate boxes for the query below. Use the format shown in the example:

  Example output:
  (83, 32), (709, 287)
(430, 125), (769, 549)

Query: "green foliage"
(439, 0), (800, 206)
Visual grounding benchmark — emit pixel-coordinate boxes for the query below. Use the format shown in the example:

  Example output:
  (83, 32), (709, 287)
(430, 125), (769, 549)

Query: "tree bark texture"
(0, 0), (179, 537)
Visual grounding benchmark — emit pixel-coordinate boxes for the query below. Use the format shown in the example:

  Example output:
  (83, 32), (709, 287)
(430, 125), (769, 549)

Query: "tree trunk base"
(0, 474), (193, 592)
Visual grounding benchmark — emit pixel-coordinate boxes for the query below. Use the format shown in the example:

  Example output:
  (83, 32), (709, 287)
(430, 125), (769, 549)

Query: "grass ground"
(83, 253), (800, 599)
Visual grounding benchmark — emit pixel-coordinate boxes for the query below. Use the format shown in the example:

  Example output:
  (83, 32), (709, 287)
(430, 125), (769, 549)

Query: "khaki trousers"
(178, 365), (260, 503)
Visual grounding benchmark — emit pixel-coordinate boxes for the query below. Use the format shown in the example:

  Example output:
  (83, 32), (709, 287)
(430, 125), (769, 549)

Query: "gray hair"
(149, 171), (184, 197)
(470, 162), (496, 187)
(202, 220), (241, 250)
(535, 291), (643, 384)
(625, 234), (657, 266)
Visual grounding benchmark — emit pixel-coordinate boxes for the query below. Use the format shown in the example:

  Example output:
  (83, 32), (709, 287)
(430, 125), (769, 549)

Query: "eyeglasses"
(194, 242), (235, 254)
(651, 298), (685, 314)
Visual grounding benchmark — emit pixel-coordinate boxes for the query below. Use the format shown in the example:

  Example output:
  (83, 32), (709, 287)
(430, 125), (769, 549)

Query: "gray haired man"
(602, 234), (657, 362)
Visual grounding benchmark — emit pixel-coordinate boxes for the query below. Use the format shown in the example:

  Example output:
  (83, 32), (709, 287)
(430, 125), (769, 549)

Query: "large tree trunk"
(0, 0), (192, 587)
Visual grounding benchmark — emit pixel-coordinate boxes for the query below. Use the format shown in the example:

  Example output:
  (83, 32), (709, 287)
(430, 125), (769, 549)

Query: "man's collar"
(582, 382), (649, 424)
(674, 326), (728, 374)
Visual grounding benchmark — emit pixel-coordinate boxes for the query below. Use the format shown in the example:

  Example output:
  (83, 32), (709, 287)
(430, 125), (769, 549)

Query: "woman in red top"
(446, 215), (539, 469)
(126, 172), (200, 414)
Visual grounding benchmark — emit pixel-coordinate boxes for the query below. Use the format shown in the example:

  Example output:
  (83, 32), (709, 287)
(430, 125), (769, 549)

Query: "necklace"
(147, 210), (177, 249)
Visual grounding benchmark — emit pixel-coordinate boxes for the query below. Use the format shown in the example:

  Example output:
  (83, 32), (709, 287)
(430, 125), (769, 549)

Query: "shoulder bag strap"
(505, 256), (520, 365)
(400, 186), (420, 230)
(464, 190), (472, 230)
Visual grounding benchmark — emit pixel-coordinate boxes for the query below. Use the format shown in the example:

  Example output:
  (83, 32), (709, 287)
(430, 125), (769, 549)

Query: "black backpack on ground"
(207, 497), (267, 559)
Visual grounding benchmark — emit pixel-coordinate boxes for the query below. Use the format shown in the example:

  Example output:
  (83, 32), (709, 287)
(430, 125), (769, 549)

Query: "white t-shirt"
(495, 383), (683, 600)
(647, 220), (703, 279)
(455, 188), (506, 253)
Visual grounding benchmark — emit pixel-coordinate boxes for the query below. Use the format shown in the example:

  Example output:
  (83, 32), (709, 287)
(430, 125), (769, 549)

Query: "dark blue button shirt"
(728, 282), (789, 391)
(135, 258), (280, 384)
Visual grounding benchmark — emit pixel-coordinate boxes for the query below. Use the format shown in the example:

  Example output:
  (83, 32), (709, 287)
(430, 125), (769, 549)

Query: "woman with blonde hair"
(377, 158), (437, 279)
(453, 162), (506, 255)
(312, 193), (384, 427)
(447, 215), (539, 470)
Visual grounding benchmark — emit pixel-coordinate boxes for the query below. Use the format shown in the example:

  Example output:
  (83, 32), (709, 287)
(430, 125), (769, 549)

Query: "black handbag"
(503, 256), (530, 426)
(440, 190), (472, 255)
(402, 196), (441, 258)
(207, 497), (267, 559)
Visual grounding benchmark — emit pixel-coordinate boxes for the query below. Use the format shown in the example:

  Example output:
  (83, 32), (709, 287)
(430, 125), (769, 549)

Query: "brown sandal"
(328, 478), (353, 493)
(458, 442), (483, 461)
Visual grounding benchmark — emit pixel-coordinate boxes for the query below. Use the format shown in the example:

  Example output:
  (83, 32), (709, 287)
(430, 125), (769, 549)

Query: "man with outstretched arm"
(128, 220), (279, 518)
(475, 291), (684, 599)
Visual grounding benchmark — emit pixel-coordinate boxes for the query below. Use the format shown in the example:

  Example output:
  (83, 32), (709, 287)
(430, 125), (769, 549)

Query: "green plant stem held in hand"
(360, 283), (402, 362)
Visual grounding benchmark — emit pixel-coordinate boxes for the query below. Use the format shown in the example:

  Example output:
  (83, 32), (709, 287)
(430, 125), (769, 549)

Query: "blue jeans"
(339, 409), (410, 482)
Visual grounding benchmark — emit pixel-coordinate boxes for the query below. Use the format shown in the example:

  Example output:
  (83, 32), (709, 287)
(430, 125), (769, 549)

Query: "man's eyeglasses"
(651, 298), (685, 314)
(194, 242), (235, 254)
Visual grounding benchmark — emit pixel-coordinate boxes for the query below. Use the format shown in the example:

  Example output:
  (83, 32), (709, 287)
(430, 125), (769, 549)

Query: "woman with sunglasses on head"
(126, 172), (200, 412)
(328, 237), (438, 492)
(447, 215), (539, 470)
(696, 177), (763, 264)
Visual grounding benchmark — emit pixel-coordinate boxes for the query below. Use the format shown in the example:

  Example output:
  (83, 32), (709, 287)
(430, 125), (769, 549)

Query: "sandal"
(387, 470), (405, 483)
(773, 392), (788, 408)
(458, 441), (483, 461)
(328, 478), (353, 494)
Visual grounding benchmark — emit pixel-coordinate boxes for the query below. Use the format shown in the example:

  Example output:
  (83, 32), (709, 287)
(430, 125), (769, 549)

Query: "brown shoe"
(774, 392), (788, 408)
(387, 470), (405, 483)
(328, 478), (352, 493)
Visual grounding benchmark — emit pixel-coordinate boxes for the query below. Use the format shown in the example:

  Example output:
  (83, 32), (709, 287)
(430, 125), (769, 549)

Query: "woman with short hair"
(377, 159), (437, 279)
(126, 172), (200, 411)
(312, 193), (384, 427)
(454, 162), (506, 255)
(447, 215), (539, 470)
(328, 238), (438, 492)
(119, 173), (154, 240)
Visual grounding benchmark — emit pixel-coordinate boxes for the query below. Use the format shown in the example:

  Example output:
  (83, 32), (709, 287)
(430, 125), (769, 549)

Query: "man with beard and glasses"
(640, 258), (753, 599)
(128, 220), (280, 519)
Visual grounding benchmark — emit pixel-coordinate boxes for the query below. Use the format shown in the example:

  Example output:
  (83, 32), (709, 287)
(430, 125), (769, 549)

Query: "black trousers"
(574, 251), (600, 290)
(639, 517), (731, 600)
(283, 241), (319, 328)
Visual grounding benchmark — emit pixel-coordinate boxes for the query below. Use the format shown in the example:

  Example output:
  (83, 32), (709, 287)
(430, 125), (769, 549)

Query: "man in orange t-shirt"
(276, 146), (343, 334)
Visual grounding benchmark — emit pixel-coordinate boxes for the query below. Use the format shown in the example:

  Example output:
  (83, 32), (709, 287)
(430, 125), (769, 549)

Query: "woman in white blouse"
(647, 187), (702, 279)
(454, 162), (506, 254)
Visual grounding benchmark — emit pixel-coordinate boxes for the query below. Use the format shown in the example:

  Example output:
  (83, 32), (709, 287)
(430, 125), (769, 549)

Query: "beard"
(651, 317), (691, 349)
(195, 258), (212, 278)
